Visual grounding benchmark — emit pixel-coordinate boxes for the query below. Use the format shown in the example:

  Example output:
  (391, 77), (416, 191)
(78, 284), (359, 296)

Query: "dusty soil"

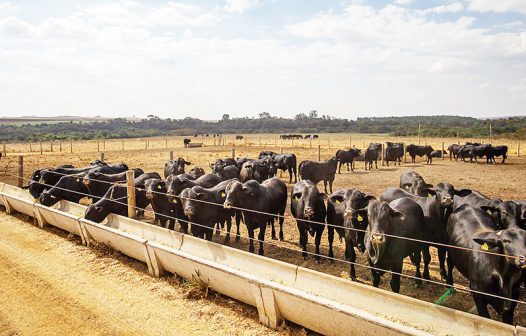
(0, 133), (525, 331)
(0, 212), (310, 336)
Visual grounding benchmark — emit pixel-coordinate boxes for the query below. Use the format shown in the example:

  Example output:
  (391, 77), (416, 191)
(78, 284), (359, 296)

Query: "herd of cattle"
(20, 146), (524, 325)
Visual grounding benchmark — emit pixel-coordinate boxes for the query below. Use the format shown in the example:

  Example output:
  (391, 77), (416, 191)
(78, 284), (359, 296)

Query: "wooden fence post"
(381, 144), (385, 166)
(259, 137), (262, 146)
(97, 141), (100, 152)
(166, 137), (168, 149)
(70, 140), (73, 153)
(291, 139), (294, 148)
(50, 141), (53, 152)
(17, 156), (23, 187)
(169, 151), (174, 161)
(40, 142), (43, 155)
(317, 145), (321, 161)
(2, 142), (5, 156)
(29, 142), (32, 153)
(231, 147), (235, 159)
(403, 144), (407, 163)
(103, 140), (106, 150)
(59, 142), (62, 152)
(122, 140), (124, 150)
(279, 147), (284, 177)
(518, 141), (521, 158)
(126, 170), (136, 219)
(442, 142), (445, 160)
(100, 152), (105, 163)
(349, 137), (352, 148)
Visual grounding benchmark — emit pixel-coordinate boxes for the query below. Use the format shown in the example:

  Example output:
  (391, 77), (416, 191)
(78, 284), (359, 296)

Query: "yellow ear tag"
(427, 193), (432, 198)
(481, 243), (489, 251)
(221, 192), (226, 198)
(335, 199), (341, 204)
(76, 178), (80, 183)
(293, 196), (299, 201)
(405, 185), (409, 189)
(157, 185), (162, 190)
(486, 209), (492, 215)
(357, 214), (363, 222)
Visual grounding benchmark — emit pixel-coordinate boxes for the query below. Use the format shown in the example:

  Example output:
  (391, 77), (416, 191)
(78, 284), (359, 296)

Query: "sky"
(0, 0), (525, 120)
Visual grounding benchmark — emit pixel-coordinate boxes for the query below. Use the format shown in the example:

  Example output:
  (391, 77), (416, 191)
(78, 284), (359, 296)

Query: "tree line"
(0, 113), (525, 142)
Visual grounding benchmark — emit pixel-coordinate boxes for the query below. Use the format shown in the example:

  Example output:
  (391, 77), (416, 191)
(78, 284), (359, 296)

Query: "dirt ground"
(0, 212), (309, 336)
(0, 133), (525, 331)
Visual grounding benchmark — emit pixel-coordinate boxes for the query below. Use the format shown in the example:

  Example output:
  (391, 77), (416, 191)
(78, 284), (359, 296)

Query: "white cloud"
(394, 0), (416, 5)
(419, 2), (464, 15)
(466, 0), (526, 15)
(149, 2), (220, 26)
(224, 0), (262, 13)
(0, 2), (17, 16)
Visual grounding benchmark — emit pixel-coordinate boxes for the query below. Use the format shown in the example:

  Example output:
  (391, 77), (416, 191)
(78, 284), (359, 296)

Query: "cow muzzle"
(83, 178), (90, 186)
(223, 201), (232, 209)
(184, 207), (194, 216)
(304, 207), (314, 219)
(441, 197), (453, 207)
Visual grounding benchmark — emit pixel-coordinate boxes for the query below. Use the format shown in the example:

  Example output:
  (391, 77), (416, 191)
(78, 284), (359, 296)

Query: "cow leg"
(351, 160), (355, 172)
(346, 162), (350, 171)
(314, 228), (323, 263)
(323, 180), (328, 194)
(224, 217), (232, 244)
(338, 162), (342, 174)
(348, 242), (357, 280)
(446, 252), (454, 286)
(410, 252), (423, 287)
(299, 225), (308, 259)
(235, 211), (242, 241)
(364, 161), (367, 171)
(257, 225), (266, 255)
(438, 247), (447, 281)
(375, 159), (378, 169)
(369, 259), (381, 288)
(422, 245), (431, 280)
(278, 213), (284, 241)
(215, 222), (221, 236)
(327, 225), (334, 259)
(390, 261), (403, 293)
(269, 219), (277, 240)
(168, 219), (175, 231)
(472, 294), (490, 318)
(205, 226), (213, 241)
(247, 228), (255, 253)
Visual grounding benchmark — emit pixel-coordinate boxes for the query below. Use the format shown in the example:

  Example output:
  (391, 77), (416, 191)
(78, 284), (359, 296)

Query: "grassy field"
(0, 132), (525, 326)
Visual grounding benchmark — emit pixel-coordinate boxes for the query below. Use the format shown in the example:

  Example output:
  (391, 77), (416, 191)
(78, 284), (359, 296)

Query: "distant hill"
(0, 115), (524, 142)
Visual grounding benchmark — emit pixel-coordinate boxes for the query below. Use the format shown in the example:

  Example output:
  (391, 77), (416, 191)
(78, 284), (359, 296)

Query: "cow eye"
(501, 212), (507, 217)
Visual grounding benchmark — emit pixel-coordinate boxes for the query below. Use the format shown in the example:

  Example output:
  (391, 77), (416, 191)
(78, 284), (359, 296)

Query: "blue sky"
(0, 0), (525, 119)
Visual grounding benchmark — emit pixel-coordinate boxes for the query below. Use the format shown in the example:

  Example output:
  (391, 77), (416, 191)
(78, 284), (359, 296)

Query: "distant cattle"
(299, 157), (338, 193)
(399, 171), (433, 197)
(236, 135), (244, 140)
(448, 144), (462, 161)
(406, 144), (433, 164)
(335, 148), (361, 173)
(183, 138), (191, 147)
(259, 151), (297, 183)
(364, 143), (382, 170)
(490, 145), (508, 164)
(384, 142), (404, 166)
(430, 149), (447, 158)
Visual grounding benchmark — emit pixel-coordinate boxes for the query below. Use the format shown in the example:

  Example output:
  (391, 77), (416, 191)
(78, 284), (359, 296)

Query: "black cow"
(446, 205), (526, 324)
(39, 173), (89, 206)
(211, 161), (239, 180)
(453, 189), (502, 210)
(483, 201), (526, 230)
(164, 158), (192, 178)
(364, 143), (381, 170)
(384, 142), (404, 166)
(212, 158), (237, 168)
(430, 150), (447, 158)
(84, 178), (150, 223)
(24, 164), (75, 197)
(166, 173), (222, 197)
(406, 144), (433, 164)
(358, 198), (425, 293)
(298, 157), (338, 193)
(490, 145), (508, 164)
(460, 144), (493, 164)
(183, 138), (191, 147)
(448, 144), (462, 161)
(399, 171), (433, 197)
(224, 178), (287, 253)
(180, 179), (238, 243)
(335, 148), (361, 173)
(236, 157), (251, 169)
(380, 186), (471, 281)
(290, 180), (327, 261)
(83, 168), (144, 202)
(145, 178), (177, 230)
(327, 189), (375, 280)
(188, 167), (205, 179)
(259, 151), (297, 183)
(236, 135), (244, 140)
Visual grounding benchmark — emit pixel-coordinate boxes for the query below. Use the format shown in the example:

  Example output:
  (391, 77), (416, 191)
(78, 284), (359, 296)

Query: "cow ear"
(455, 189), (472, 197)
(389, 208), (405, 219)
(473, 231), (501, 249)
(423, 189), (436, 198)
(209, 163), (214, 168)
(401, 183), (412, 190)
(424, 183), (434, 189)
(353, 208), (368, 222)
(330, 195), (344, 204)
(364, 195), (376, 202)
(480, 206), (499, 216)
(319, 193), (328, 201)
(185, 161), (192, 165)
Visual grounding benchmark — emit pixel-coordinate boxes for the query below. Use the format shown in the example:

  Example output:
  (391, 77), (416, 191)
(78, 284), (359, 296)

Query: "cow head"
(145, 178), (166, 200)
(473, 228), (526, 269)
(291, 181), (326, 227)
(482, 201), (526, 230)
(365, 200), (404, 265)
(85, 204), (107, 223)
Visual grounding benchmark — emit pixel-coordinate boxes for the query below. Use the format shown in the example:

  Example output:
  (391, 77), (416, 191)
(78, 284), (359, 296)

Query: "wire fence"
(1, 166), (525, 307)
